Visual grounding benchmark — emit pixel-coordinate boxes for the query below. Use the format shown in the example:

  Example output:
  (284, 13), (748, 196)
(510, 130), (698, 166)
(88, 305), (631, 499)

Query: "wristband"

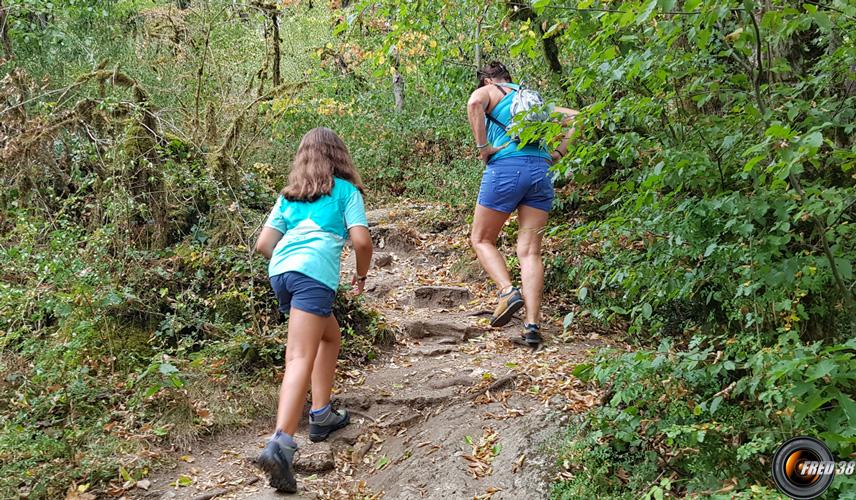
(355, 274), (367, 282)
(476, 143), (489, 149)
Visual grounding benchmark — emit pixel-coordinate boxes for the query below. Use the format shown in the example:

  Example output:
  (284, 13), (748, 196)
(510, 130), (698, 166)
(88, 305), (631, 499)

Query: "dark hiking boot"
(309, 408), (350, 443)
(512, 323), (543, 348)
(257, 433), (297, 493)
(490, 287), (524, 327)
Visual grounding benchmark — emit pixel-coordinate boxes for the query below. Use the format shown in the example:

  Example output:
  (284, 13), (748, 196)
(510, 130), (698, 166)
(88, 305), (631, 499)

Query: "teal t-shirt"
(264, 178), (368, 290)
(487, 83), (552, 163)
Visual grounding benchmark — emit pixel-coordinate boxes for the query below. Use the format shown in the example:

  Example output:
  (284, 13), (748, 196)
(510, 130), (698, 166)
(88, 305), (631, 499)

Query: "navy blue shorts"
(477, 156), (554, 213)
(270, 271), (336, 317)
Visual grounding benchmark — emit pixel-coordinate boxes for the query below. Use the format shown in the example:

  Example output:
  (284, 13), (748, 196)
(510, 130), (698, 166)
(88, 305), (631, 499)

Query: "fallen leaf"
(173, 474), (193, 487)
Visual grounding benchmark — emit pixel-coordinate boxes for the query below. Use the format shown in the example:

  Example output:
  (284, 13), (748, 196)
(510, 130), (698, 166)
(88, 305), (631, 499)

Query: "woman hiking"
(466, 61), (578, 347)
(253, 127), (372, 493)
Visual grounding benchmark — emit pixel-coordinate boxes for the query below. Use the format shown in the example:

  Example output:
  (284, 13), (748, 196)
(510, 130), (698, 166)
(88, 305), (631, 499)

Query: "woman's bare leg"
(275, 308), (326, 435)
(470, 204), (513, 292)
(516, 204), (548, 325)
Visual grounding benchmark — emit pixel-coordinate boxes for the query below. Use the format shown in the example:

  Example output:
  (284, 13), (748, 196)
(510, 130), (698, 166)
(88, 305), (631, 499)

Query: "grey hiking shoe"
(309, 408), (350, 443)
(257, 433), (297, 493)
(513, 323), (543, 347)
(490, 286), (524, 327)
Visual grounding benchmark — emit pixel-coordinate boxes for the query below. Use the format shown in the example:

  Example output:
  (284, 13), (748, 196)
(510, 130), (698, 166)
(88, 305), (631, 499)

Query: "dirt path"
(132, 204), (602, 500)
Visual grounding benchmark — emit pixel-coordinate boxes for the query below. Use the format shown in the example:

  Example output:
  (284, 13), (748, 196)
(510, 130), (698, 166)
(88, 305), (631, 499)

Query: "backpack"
(486, 82), (551, 143)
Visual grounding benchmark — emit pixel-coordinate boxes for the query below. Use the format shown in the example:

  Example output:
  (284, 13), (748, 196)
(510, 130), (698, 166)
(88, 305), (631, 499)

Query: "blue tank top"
(486, 83), (551, 163)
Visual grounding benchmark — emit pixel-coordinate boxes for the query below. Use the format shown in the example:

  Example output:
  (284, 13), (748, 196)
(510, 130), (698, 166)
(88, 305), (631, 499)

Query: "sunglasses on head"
(478, 63), (508, 76)
(477, 63), (509, 87)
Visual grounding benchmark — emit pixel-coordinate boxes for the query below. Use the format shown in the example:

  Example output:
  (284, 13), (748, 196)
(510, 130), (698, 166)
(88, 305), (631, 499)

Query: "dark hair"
(280, 127), (365, 202)
(477, 61), (512, 88)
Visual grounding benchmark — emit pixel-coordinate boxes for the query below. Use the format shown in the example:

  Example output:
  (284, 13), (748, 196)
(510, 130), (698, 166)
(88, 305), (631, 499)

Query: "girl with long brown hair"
(254, 127), (372, 493)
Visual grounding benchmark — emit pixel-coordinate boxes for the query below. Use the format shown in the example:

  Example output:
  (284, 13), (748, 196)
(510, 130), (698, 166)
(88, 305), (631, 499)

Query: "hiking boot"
(490, 286), (524, 327)
(512, 323), (543, 347)
(309, 408), (350, 443)
(257, 433), (297, 493)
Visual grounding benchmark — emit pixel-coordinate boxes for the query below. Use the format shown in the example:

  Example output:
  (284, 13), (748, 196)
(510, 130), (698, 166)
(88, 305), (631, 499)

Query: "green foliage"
(524, 0), (856, 498)
(554, 334), (856, 498)
(0, 3), (398, 490)
(334, 291), (395, 364)
(542, 0), (856, 336)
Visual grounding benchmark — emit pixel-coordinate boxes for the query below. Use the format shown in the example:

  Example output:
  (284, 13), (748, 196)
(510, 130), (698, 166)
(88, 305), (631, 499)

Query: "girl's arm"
(257, 196), (287, 259)
(348, 226), (372, 295)
(255, 227), (284, 260)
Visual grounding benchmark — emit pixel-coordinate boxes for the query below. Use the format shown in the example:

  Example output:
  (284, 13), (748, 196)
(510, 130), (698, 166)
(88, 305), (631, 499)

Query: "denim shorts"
(477, 156), (554, 213)
(270, 271), (336, 317)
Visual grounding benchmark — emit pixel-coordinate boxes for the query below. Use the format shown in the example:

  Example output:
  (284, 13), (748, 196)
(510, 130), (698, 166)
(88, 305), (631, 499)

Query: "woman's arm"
(348, 226), (372, 295)
(255, 226), (284, 260)
(551, 106), (582, 161)
(467, 87), (504, 163)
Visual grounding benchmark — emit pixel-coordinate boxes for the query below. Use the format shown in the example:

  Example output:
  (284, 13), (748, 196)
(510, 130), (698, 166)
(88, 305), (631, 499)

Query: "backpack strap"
(486, 112), (508, 131)
(495, 82), (518, 94)
(486, 83), (515, 131)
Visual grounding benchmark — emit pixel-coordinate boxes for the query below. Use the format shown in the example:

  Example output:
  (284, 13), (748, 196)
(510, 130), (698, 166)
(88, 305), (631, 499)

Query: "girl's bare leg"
(275, 308), (327, 435)
(310, 315), (341, 411)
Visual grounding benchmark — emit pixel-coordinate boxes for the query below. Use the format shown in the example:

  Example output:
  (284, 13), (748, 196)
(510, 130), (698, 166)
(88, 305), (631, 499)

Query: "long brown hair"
(280, 127), (365, 202)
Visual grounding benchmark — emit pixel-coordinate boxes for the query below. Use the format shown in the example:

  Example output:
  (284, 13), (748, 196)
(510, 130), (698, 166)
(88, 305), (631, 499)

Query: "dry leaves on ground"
(462, 427), (501, 479)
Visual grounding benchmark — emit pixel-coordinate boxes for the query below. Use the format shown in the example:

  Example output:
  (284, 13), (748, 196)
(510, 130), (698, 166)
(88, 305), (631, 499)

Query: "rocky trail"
(131, 204), (605, 500)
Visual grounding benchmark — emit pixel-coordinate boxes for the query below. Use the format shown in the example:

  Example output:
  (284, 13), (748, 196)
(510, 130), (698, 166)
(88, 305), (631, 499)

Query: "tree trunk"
(393, 71), (404, 111)
(474, 7), (488, 83)
(0, 0), (13, 61)
(503, 1), (563, 77)
(391, 46), (404, 112)
(270, 10), (281, 86)
(193, 25), (211, 130)
(537, 21), (562, 75)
